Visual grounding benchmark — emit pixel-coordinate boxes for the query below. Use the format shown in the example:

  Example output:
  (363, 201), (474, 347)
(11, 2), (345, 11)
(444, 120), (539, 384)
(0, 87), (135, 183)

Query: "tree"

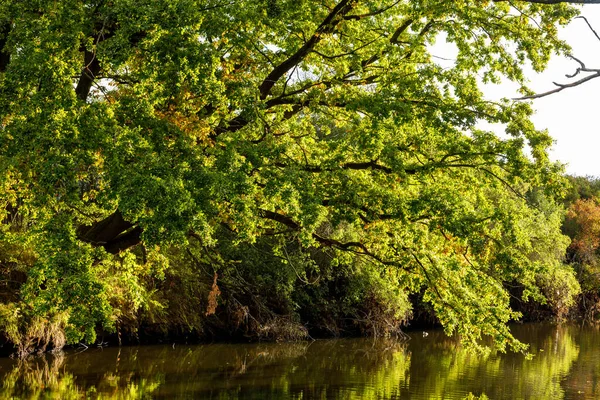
(565, 198), (600, 262)
(562, 197), (600, 320)
(562, 175), (600, 205)
(0, 0), (582, 352)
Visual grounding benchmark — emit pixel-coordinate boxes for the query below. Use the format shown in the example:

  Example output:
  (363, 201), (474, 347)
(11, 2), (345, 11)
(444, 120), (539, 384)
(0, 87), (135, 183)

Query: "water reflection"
(1, 324), (599, 399)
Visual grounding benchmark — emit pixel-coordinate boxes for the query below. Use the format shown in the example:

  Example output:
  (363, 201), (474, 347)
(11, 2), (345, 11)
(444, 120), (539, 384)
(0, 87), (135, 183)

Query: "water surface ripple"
(1, 323), (598, 399)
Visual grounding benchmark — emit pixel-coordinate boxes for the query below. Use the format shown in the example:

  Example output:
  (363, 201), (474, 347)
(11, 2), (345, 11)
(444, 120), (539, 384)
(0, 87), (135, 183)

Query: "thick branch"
(273, 160), (396, 173)
(77, 210), (142, 254)
(259, 209), (396, 265)
(78, 210), (133, 244)
(74, 25), (145, 101)
(343, 0), (401, 20)
(103, 226), (142, 254)
(343, 160), (393, 173)
(213, 115), (249, 137)
(258, 0), (354, 99)
(75, 49), (101, 101)
(258, 209), (300, 230)
(390, 19), (414, 44)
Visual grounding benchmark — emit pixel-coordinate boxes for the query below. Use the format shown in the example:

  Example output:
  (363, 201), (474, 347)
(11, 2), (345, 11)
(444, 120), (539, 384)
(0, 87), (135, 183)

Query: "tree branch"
(259, 209), (398, 265)
(74, 19), (145, 101)
(390, 19), (414, 44)
(77, 210), (143, 254)
(515, 68), (600, 100)
(258, 209), (300, 230)
(258, 0), (354, 99)
(75, 49), (101, 101)
(343, 0), (401, 20)
(103, 226), (142, 254)
(273, 159), (396, 173)
(576, 15), (600, 42)
(78, 210), (133, 244)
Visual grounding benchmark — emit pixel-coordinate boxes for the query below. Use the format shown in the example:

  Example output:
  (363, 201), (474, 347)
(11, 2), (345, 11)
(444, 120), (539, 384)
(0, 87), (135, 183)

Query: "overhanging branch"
(258, 208), (397, 265)
(75, 49), (101, 101)
(258, 0), (354, 99)
(77, 210), (142, 254)
(515, 13), (600, 100)
(516, 55), (600, 100)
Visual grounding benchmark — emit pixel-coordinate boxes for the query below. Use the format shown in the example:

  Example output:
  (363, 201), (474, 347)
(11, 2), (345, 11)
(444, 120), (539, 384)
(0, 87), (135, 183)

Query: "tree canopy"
(0, 0), (585, 353)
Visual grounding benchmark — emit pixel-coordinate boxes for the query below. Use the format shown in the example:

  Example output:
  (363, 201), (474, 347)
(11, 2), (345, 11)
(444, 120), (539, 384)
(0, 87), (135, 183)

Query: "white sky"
(433, 5), (600, 177)
(528, 5), (600, 177)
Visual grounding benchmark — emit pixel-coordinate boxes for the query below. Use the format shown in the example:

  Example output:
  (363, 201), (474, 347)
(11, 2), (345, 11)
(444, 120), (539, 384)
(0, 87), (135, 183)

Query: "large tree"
(0, 0), (583, 352)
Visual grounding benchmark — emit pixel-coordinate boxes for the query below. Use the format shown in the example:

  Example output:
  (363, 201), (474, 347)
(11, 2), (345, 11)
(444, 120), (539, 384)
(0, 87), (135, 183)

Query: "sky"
(433, 5), (600, 177)
(527, 5), (600, 177)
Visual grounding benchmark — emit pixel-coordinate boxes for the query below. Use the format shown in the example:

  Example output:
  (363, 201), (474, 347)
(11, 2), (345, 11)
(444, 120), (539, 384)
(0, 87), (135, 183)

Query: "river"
(0, 323), (598, 399)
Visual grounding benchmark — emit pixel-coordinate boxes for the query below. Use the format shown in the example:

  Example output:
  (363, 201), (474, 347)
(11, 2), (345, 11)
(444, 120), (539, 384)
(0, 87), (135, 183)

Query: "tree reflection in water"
(1, 324), (599, 399)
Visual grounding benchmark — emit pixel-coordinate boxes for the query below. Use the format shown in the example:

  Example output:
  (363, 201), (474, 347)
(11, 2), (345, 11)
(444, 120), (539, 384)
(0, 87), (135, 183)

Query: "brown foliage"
(564, 198), (600, 322)
(565, 198), (600, 263)
(205, 272), (221, 316)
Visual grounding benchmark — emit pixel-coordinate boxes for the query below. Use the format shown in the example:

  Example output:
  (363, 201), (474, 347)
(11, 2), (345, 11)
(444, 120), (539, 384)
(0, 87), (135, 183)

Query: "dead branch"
(516, 61), (600, 100)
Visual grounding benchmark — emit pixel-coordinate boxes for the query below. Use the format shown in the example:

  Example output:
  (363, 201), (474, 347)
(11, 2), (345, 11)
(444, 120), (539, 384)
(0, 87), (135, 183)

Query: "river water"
(0, 323), (598, 399)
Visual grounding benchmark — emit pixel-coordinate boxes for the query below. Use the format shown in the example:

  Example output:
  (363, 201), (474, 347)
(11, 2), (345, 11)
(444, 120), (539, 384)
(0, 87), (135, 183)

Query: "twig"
(515, 69), (600, 100)
(576, 15), (600, 42)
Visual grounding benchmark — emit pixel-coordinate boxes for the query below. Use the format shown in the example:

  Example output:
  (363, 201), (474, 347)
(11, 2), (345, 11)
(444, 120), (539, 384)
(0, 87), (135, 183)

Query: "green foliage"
(0, 0), (585, 353)
(562, 175), (600, 206)
(537, 263), (580, 320)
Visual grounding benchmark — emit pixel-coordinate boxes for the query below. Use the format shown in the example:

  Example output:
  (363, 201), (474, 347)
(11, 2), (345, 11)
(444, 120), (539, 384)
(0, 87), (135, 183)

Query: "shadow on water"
(1, 323), (600, 399)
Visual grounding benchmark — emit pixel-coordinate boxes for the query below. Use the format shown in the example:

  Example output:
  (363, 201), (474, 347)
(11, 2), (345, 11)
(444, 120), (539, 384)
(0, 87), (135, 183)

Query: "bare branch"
(576, 15), (600, 42)
(516, 69), (600, 100)
(567, 54), (587, 77)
